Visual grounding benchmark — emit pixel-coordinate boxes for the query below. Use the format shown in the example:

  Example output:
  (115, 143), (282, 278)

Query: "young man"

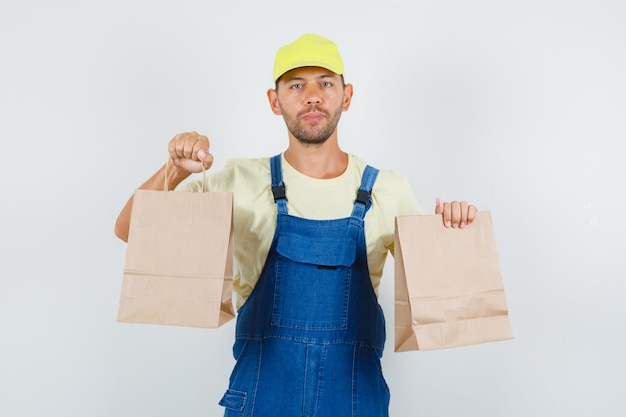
(115, 34), (477, 417)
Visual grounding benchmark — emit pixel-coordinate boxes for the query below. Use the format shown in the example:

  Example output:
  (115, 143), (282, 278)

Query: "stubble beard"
(280, 103), (343, 147)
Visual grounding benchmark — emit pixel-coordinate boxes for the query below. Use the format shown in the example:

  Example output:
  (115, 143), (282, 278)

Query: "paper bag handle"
(164, 158), (207, 192)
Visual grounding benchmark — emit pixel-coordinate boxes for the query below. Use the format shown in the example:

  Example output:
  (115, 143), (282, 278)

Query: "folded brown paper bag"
(394, 211), (513, 351)
(118, 164), (235, 328)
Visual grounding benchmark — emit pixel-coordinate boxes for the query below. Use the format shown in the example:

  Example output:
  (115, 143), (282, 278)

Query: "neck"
(283, 135), (348, 179)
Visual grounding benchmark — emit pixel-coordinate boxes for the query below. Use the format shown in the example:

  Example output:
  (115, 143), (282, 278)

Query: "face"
(268, 67), (353, 146)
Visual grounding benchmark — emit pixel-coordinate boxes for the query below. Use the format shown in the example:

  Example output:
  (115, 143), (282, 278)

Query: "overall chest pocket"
(272, 232), (356, 330)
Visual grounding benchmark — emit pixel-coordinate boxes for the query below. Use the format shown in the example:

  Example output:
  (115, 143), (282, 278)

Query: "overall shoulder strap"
(270, 154), (288, 214)
(351, 165), (379, 219)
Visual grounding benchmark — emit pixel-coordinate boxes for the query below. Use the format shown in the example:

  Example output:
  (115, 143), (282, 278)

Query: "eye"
(321, 81), (332, 88)
(290, 83), (303, 90)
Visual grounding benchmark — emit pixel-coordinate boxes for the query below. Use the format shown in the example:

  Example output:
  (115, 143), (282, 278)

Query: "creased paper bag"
(394, 211), (512, 351)
(117, 170), (235, 329)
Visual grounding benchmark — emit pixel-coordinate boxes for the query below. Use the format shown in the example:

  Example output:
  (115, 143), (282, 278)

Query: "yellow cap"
(273, 34), (344, 81)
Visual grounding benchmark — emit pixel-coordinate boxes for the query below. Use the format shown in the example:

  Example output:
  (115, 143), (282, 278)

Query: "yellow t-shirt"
(181, 153), (423, 308)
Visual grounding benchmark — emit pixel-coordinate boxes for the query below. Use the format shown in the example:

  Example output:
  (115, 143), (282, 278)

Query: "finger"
(450, 201), (461, 228)
(182, 135), (199, 160)
(459, 200), (469, 228)
(169, 132), (206, 158)
(194, 136), (212, 170)
(193, 134), (210, 160)
(173, 132), (202, 159)
(170, 132), (189, 159)
(467, 205), (478, 225)
(434, 198), (444, 214)
(443, 202), (452, 228)
(167, 132), (205, 173)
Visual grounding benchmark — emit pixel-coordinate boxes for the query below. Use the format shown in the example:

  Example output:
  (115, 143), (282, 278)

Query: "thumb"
(197, 149), (214, 169)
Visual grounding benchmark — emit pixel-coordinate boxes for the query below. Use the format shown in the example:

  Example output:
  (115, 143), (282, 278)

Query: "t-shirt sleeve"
(373, 171), (423, 257)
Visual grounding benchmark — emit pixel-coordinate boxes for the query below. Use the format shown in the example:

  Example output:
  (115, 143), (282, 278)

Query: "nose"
(304, 84), (321, 105)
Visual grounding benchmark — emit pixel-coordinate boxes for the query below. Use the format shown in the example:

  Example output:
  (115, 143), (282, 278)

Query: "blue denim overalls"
(219, 155), (389, 417)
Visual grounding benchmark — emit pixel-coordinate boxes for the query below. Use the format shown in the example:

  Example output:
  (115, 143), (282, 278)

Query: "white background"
(1, 0), (625, 416)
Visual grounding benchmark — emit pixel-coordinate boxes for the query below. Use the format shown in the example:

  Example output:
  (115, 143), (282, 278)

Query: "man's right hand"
(114, 131), (215, 242)
(167, 131), (214, 174)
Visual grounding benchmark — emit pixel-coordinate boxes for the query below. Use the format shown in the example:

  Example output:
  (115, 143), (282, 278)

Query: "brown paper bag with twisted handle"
(117, 162), (235, 328)
(394, 211), (513, 351)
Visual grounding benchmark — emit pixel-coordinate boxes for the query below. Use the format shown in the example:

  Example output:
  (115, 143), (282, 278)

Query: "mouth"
(303, 113), (325, 122)
(300, 109), (327, 121)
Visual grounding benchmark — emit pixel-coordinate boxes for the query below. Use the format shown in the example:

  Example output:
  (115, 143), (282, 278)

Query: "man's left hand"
(435, 198), (478, 229)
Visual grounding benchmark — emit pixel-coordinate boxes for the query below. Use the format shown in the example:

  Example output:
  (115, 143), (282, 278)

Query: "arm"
(114, 131), (214, 242)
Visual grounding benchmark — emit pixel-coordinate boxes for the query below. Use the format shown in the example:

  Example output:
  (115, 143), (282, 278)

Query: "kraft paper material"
(118, 187), (235, 329)
(394, 211), (513, 351)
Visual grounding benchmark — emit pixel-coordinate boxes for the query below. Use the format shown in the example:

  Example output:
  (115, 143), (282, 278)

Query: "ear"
(267, 88), (282, 115)
(342, 83), (354, 111)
